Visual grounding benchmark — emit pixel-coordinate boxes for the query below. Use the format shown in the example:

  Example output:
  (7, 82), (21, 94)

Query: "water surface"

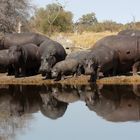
(0, 84), (140, 140)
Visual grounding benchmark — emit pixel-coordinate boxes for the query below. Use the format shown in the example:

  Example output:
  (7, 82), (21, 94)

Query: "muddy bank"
(0, 74), (89, 85)
(0, 74), (140, 85)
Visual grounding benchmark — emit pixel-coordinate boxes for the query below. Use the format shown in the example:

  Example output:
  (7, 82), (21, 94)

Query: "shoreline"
(0, 74), (140, 85)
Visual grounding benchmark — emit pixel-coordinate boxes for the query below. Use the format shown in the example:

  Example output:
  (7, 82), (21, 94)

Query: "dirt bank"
(0, 73), (140, 85)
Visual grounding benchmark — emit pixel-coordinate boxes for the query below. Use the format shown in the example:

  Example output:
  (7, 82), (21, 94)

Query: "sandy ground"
(0, 73), (140, 85)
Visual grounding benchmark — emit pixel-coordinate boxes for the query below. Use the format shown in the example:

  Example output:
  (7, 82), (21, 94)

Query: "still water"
(0, 84), (140, 140)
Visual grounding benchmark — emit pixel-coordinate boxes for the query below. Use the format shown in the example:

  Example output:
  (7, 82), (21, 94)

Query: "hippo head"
(51, 68), (59, 79)
(39, 52), (56, 77)
(0, 33), (4, 49)
(8, 46), (22, 64)
(84, 58), (96, 75)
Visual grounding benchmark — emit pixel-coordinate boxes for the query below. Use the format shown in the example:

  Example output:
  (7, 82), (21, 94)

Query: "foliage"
(78, 12), (98, 25)
(93, 20), (123, 32)
(74, 12), (98, 33)
(0, 0), (32, 33)
(75, 19), (123, 33)
(31, 3), (73, 35)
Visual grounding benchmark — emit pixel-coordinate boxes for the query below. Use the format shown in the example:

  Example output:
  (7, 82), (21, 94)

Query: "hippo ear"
(83, 58), (86, 61)
(50, 51), (55, 56)
(51, 49), (57, 56)
(15, 45), (21, 51)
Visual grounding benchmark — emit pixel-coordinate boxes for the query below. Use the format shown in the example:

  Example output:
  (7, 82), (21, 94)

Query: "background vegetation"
(0, 0), (140, 35)
(29, 2), (140, 35)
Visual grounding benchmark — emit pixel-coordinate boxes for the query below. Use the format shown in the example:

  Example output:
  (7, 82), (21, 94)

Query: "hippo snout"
(39, 67), (47, 76)
(51, 69), (58, 79)
(85, 68), (95, 75)
(39, 66), (52, 79)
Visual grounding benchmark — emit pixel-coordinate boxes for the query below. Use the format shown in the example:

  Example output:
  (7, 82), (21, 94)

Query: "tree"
(74, 12), (98, 33)
(79, 12), (98, 25)
(31, 2), (73, 35)
(0, 0), (33, 33)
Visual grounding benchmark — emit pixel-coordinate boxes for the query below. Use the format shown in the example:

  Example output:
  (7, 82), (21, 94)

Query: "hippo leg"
(61, 72), (65, 80)
(96, 66), (101, 80)
(76, 64), (84, 76)
(76, 68), (81, 76)
(45, 72), (52, 79)
(89, 73), (97, 83)
(15, 67), (20, 78)
(132, 61), (140, 76)
(73, 72), (78, 77)
(112, 61), (118, 76)
(20, 67), (26, 77)
(89, 66), (101, 83)
(7, 65), (14, 76)
(54, 73), (61, 81)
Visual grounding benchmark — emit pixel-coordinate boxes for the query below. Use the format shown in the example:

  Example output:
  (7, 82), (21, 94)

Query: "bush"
(30, 3), (73, 35)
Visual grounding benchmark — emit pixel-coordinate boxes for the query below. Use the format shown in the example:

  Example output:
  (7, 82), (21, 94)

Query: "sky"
(33, 0), (140, 24)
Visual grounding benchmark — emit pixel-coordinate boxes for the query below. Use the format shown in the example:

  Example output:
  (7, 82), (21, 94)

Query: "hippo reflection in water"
(84, 84), (140, 122)
(51, 84), (80, 103)
(39, 85), (68, 120)
(0, 85), (68, 120)
(1, 84), (140, 123)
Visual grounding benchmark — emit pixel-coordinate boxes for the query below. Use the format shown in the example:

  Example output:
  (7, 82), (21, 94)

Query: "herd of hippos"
(0, 29), (140, 82)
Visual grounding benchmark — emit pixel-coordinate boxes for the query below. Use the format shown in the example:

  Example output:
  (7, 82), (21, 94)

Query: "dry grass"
(53, 31), (117, 49)
(69, 31), (117, 48)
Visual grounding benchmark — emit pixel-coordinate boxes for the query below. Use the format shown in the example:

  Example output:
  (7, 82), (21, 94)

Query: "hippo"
(0, 32), (50, 50)
(51, 59), (80, 81)
(39, 40), (67, 79)
(84, 45), (119, 82)
(66, 50), (91, 75)
(0, 49), (14, 74)
(118, 29), (140, 37)
(66, 50), (91, 60)
(93, 35), (140, 75)
(8, 43), (40, 77)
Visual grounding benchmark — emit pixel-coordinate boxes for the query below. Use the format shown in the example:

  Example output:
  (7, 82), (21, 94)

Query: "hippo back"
(89, 45), (118, 72)
(118, 29), (140, 37)
(39, 40), (67, 61)
(66, 50), (91, 62)
(93, 35), (140, 73)
(2, 32), (50, 49)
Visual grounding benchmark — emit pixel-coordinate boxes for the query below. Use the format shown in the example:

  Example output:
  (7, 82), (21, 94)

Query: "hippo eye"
(126, 51), (130, 54)
(46, 58), (50, 61)
(91, 64), (94, 68)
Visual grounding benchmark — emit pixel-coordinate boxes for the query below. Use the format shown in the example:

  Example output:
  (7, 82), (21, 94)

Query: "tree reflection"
(0, 86), (39, 140)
